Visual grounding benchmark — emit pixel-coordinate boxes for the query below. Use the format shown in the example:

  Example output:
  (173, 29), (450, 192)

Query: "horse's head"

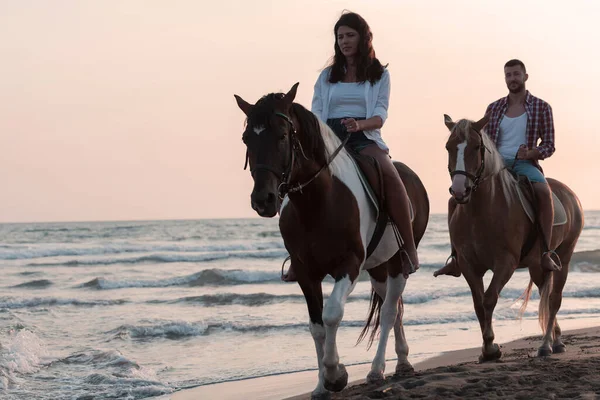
(234, 83), (300, 217)
(443, 114), (489, 204)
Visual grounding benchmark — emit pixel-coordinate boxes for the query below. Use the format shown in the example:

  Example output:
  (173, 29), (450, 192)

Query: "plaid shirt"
(484, 91), (555, 166)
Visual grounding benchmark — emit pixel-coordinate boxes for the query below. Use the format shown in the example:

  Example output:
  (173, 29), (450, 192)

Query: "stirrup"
(444, 253), (457, 267)
(281, 255), (291, 278)
(542, 250), (563, 270)
(399, 248), (418, 275)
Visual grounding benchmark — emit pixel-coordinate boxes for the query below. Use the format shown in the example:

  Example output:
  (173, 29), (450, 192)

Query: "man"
(434, 59), (560, 277)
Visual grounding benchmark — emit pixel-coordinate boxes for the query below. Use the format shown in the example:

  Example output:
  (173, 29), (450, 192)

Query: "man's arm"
(535, 104), (556, 160)
(519, 103), (556, 161)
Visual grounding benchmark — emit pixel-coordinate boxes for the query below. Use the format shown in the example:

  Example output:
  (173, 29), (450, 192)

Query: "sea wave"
(79, 269), (280, 290)
(11, 279), (53, 289)
(0, 329), (45, 391)
(571, 250), (600, 272)
(48, 349), (172, 398)
(108, 306), (600, 341)
(1, 241), (285, 261)
(25, 249), (288, 267)
(0, 297), (128, 310)
(149, 284), (600, 308)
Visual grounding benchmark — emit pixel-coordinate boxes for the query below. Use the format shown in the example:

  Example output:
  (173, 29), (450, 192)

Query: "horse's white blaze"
(253, 125), (265, 135)
(455, 141), (467, 171)
(451, 141), (468, 195)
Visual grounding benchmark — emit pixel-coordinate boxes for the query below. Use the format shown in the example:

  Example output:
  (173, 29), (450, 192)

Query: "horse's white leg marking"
(369, 275), (407, 379)
(322, 275), (357, 382)
(309, 321), (327, 396)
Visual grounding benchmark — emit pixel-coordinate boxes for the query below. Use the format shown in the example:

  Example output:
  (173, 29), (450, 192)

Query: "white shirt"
(311, 67), (391, 152)
(328, 82), (368, 119)
(497, 113), (528, 159)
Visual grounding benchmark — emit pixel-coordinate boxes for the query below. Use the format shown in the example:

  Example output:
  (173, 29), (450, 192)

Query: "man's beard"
(508, 82), (525, 94)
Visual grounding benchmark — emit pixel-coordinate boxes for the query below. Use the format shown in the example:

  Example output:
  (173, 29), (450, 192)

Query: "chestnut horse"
(234, 83), (429, 399)
(443, 115), (583, 360)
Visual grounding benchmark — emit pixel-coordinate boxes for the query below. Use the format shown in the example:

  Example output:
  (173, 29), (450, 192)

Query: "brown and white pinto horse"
(443, 115), (584, 361)
(234, 83), (429, 399)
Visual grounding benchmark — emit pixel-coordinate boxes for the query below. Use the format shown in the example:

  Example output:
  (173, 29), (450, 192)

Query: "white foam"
(0, 330), (46, 391)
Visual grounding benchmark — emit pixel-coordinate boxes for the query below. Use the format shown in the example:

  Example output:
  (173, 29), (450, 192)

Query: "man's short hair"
(504, 59), (526, 73)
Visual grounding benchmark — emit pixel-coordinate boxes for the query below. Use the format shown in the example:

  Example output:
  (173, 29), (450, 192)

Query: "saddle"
(515, 175), (567, 227)
(513, 174), (566, 262)
(347, 150), (414, 258)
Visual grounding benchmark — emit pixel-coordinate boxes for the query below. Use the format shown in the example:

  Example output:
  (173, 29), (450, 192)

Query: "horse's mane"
(452, 119), (517, 204)
(248, 93), (354, 179)
(291, 103), (355, 179)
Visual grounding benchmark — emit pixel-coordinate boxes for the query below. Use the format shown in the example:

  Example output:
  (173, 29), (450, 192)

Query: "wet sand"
(154, 325), (600, 400)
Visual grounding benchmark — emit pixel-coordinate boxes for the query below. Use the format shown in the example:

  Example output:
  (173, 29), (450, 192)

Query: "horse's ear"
(234, 94), (253, 116)
(283, 82), (300, 105)
(444, 114), (455, 131)
(472, 114), (490, 132)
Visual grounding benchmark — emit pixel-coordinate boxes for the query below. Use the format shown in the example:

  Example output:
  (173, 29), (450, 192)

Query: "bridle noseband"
(448, 129), (489, 194)
(243, 111), (349, 200)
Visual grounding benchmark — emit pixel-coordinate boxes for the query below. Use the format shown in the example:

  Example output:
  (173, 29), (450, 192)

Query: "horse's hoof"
(537, 346), (553, 357)
(553, 343), (566, 354)
(395, 361), (414, 376)
(479, 345), (502, 363)
(366, 370), (384, 383)
(311, 392), (331, 400)
(323, 364), (348, 393)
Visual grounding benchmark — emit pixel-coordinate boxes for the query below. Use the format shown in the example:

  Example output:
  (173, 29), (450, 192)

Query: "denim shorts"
(326, 118), (375, 153)
(503, 158), (547, 183)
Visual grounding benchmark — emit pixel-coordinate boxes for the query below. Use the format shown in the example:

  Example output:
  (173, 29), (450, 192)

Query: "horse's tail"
(538, 273), (554, 337)
(356, 288), (383, 350)
(518, 275), (554, 337)
(518, 279), (534, 319)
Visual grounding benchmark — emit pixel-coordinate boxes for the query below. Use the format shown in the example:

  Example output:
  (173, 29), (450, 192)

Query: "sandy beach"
(155, 325), (600, 400)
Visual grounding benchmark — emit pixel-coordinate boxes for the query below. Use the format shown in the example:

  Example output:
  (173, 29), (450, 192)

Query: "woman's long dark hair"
(328, 12), (385, 85)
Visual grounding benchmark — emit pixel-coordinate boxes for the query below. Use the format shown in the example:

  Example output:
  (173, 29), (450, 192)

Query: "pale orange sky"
(1, 0), (598, 223)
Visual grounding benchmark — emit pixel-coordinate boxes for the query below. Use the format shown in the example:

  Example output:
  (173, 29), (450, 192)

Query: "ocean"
(1, 211), (600, 399)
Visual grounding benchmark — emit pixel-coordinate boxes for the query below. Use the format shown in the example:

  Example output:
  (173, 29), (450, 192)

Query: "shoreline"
(153, 322), (600, 400)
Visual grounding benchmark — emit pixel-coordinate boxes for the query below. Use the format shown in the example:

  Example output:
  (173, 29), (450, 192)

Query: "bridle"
(448, 129), (489, 194)
(244, 112), (349, 200)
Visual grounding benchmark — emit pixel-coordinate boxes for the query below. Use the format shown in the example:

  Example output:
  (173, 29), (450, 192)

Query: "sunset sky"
(1, 0), (599, 223)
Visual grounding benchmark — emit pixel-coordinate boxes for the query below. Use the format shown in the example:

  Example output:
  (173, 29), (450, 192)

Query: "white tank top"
(497, 113), (528, 159)
(328, 82), (367, 119)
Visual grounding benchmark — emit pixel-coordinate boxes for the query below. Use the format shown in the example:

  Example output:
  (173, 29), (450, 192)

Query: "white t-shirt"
(328, 82), (368, 119)
(497, 113), (528, 159)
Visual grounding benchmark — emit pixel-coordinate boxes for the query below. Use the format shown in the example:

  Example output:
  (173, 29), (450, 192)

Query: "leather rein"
(244, 112), (349, 200)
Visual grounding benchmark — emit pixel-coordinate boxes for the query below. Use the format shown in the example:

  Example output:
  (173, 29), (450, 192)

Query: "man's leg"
(433, 197), (461, 277)
(534, 182), (561, 271)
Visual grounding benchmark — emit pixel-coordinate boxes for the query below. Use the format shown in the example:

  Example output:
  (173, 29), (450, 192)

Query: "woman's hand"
(341, 118), (361, 133)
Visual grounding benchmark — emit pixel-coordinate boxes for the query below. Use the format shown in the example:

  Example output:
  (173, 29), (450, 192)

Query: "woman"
(282, 11), (419, 281)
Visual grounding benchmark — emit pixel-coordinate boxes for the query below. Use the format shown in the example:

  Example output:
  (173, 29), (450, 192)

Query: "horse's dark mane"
(290, 102), (328, 163)
(247, 93), (328, 163)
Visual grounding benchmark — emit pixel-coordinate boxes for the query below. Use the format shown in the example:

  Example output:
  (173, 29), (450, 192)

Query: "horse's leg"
(368, 252), (407, 381)
(298, 279), (328, 399)
(481, 262), (517, 361)
(539, 248), (571, 357)
(321, 268), (359, 393)
(463, 268), (487, 355)
(393, 296), (412, 375)
(553, 321), (565, 353)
